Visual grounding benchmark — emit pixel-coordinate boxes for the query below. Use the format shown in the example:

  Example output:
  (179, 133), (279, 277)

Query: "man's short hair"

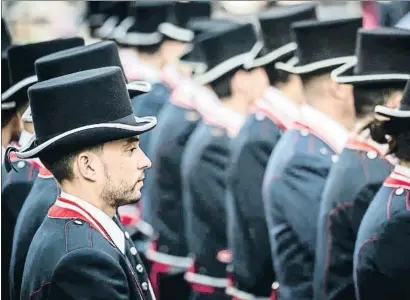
(40, 144), (103, 183)
(353, 83), (405, 119)
(209, 67), (242, 99)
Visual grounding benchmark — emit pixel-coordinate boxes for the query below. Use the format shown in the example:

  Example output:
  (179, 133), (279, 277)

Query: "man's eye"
(129, 147), (137, 153)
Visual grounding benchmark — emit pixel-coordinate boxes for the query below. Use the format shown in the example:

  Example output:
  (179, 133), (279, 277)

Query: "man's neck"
(61, 182), (116, 217)
(276, 82), (303, 106)
(137, 52), (163, 70)
(220, 94), (249, 117)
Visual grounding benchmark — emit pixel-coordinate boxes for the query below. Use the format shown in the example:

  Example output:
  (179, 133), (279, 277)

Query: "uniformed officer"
(262, 17), (362, 300)
(181, 23), (260, 300)
(141, 18), (238, 300)
(8, 40), (151, 300)
(8, 66), (157, 300)
(1, 36), (84, 300)
(353, 78), (410, 300)
(314, 28), (410, 300)
(225, 4), (317, 300)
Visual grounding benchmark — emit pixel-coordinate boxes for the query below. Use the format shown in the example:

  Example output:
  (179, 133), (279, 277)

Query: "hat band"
(95, 16), (119, 39)
(244, 42), (297, 69)
(117, 31), (163, 46)
(126, 81), (152, 93)
(275, 56), (355, 74)
(331, 58), (410, 84)
(1, 75), (38, 101)
(1, 101), (16, 110)
(193, 52), (251, 85)
(15, 114), (157, 159)
(159, 22), (194, 42)
(375, 105), (410, 118)
(111, 16), (136, 40)
(178, 45), (207, 73)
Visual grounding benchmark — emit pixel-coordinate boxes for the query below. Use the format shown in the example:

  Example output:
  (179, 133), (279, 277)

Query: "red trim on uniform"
(384, 174), (410, 190)
(29, 281), (51, 298)
(270, 289), (278, 300)
(186, 263), (216, 294)
(293, 121), (340, 153)
(346, 138), (384, 156)
(252, 105), (287, 131)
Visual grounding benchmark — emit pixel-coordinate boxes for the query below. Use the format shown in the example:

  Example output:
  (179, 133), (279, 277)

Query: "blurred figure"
(263, 17), (361, 300)
(354, 79), (410, 300)
(314, 28), (410, 300)
(225, 4), (317, 300)
(5, 1), (85, 43)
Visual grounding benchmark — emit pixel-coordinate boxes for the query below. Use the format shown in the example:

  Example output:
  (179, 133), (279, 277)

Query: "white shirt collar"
(1, 146), (5, 164)
(300, 105), (349, 153)
(60, 191), (126, 254)
(264, 86), (300, 121)
(394, 164), (410, 180)
(18, 130), (34, 148)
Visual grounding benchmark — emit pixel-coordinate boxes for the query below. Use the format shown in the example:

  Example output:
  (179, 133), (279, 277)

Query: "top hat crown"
(159, 1), (212, 43)
(245, 4), (317, 69)
(93, 1), (130, 40)
(12, 67), (156, 160)
(34, 41), (150, 95)
(193, 23), (258, 85)
(276, 17), (362, 74)
(1, 37), (84, 110)
(114, 1), (171, 47)
(332, 27), (410, 85)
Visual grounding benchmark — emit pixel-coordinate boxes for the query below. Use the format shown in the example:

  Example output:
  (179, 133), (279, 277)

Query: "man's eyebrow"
(123, 136), (140, 147)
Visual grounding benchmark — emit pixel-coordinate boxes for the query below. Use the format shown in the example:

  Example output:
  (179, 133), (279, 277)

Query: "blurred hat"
(159, 1), (212, 43)
(220, 1), (268, 15)
(375, 78), (410, 120)
(244, 4), (317, 69)
(193, 23), (258, 85)
(275, 17), (362, 74)
(179, 18), (240, 73)
(1, 37), (84, 111)
(92, 1), (130, 40)
(114, 1), (171, 47)
(332, 27), (410, 85)
(11, 67), (157, 160)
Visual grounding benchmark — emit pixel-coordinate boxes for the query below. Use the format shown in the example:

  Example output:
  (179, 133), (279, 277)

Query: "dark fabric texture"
(313, 148), (392, 300)
(354, 186), (410, 300)
(9, 177), (58, 300)
(21, 216), (154, 300)
(142, 102), (201, 257)
(226, 113), (282, 296)
(182, 122), (231, 278)
(263, 129), (335, 300)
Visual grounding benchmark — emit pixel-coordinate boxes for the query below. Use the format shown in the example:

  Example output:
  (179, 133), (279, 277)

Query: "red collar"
(345, 137), (385, 157)
(384, 166), (410, 190)
(48, 196), (114, 246)
(293, 121), (341, 153)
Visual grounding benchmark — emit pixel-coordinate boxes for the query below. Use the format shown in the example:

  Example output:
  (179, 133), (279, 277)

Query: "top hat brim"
(243, 42), (297, 70)
(177, 45), (207, 74)
(113, 17), (164, 47)
(375, 105), (410, 119)
(275, 55), (355, 75)
(14, 113), (157, 159)
(159, 22), (194, 42)
(331, 58), (410, 85)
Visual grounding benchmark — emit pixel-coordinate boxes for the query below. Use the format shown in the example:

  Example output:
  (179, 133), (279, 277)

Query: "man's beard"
(100, 167), (140, 209)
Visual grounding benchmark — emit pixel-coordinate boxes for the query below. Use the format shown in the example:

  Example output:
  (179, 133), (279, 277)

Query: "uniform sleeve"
(278, 153), (330, 252)
(354, 212), (410, 300)
(227, 137), (278, 283)
(48, 248), (130, 300)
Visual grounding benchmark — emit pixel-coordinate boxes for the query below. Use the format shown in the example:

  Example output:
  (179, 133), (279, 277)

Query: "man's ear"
(385, 91), (403, 109)
(75, 151), (100, 182)
(331, 80), (353, 103)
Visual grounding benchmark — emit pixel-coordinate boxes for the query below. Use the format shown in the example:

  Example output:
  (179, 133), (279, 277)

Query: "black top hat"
(244, 4), (317, 69)
(1, 37), (84, 112)
(275, 17), (362, 74)
(114, 1), (171, 47)
(159, 1), (212, 43)
(93, 1), (130, 40)
(375, 77), (410, 120)
(331, 28), (410, 85)
(2, 18), (12, 56)
(1, 56), (13, 110)
(20, 41), (151, 123)
(9, 67), (157, 160)
(193, 23), (258, 85)
(178, 18), (240, 73)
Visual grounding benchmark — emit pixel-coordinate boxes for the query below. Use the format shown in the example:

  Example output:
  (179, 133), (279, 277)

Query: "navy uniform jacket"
(263, 106), (348, 300)
(132, 82), (170, 153)
(313, 138), (393, 300)
(20, 193), (155, 300)
(182, 107), (243, 295)
(354, 165), (410, 300)
(143, 85), (201, 269)
(2, 159), (39, 300)
(225, 89), (299, 299)
(9, 165), (58, 300)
